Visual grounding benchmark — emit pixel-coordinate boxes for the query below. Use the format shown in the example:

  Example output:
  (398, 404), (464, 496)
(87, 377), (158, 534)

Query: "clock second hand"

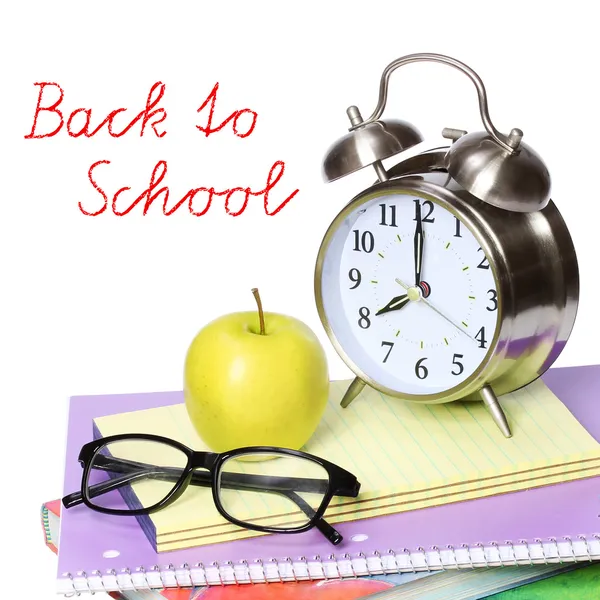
(395, 277), (477, 343)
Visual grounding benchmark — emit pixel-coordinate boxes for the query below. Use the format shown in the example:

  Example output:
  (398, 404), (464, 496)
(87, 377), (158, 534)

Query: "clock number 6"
(358, 307), (371, 329)
(381, 341), (394, 363)
(415, 357), (429, 379)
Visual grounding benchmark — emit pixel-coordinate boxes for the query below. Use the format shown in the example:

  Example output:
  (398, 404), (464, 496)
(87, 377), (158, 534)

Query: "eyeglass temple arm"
(285, 490), (342, 545)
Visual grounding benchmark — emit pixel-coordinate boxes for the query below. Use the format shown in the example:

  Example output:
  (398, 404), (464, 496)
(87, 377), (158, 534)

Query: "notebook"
(43, 499), (589, 600)
(92, 378), (600, 552)
(57, 364), (600, 595)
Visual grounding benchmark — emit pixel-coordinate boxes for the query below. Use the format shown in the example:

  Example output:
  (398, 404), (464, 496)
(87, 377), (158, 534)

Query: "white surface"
(2, 2), (600, 598)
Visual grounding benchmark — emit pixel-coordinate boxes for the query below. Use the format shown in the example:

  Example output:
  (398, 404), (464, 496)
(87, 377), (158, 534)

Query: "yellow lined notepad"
(94, 379), (600, 552)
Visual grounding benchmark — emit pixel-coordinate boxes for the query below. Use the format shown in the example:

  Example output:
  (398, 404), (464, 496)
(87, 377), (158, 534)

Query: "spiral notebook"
(57, 364), (600, 595)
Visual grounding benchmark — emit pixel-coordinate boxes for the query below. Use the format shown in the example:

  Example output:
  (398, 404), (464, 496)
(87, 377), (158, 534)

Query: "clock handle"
(480, 385), (512, 438)
(352, 52), (519, 155)
(340, 376), (367, 408)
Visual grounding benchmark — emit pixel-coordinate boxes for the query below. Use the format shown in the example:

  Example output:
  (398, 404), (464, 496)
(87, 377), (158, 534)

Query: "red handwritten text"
(196, 83), (257, 138)
(24, 82), (167, 138)
(80, 159), (298, 217)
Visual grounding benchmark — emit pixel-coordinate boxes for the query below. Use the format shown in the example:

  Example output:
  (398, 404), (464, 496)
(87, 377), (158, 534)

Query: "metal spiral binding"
(541, 537), (552, 563)
(60, 535), (600, 595)
(255, 558), (267, 583)
(475, 542), (488, 567)
(564, 536), (576, 562)
(380, 549), (394, 574)
(108, 569), (121, 593)
(180, 563), (192, 587)
(461, 543), (475, 568)
(523, 539), (535, 565)
(353, 550), (371, 577)
(314, 555), (327, 580)
(270, 557), (284, 582)
(194, 562), (207, 586)
(298, 556), (312, 581)
(446, 545), (459, 569)
(123, 567), (137, 592)
(226, 561), (239, 585)
(240, 559), (253, 584)
(285, 557), (299, 582)
(579, 535), (593, 561)
(79, 572), (93, 595)
(138, 566), (150, 589)
(167, 563), (180, 587)
(91, 570), (106, 593)
(64, 572), (79, 597)
(501, 541), (514, 566)
(343, 553), (357, 578)
(403, 548), (416, 573)
(417, 546), (431, 571)
(549, 537), (562, 563)
(152, 564), (166, 588)
(211, 561), (225, 586)
(328, 554), (342, 579)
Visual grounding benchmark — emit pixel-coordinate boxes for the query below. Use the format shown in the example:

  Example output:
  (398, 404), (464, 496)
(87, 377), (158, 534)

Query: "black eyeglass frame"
(62, 433), (360, 545)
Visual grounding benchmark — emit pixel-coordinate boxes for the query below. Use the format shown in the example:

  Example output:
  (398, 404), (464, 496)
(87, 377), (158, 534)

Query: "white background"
(2, 1), (599, 597)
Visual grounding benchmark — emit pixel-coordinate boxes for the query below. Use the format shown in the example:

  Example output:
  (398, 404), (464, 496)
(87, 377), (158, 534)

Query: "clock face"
(318, 192), (500, 396)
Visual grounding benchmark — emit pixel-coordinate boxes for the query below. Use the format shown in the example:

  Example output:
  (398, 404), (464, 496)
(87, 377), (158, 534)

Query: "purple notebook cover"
(57, 364), (600, 578)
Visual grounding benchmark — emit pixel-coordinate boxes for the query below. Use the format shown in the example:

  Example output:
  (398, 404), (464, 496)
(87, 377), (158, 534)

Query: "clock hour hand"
(375, 294), (410, 316)
(413, 201), (424, 286)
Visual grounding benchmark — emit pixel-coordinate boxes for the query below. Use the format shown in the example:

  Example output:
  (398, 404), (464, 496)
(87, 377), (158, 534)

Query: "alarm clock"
(314, 53), (578, 438)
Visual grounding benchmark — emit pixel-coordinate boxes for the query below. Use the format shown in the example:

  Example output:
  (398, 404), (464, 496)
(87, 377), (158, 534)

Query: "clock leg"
(480, 385), (512, 438)
(340, 376), (367, 408)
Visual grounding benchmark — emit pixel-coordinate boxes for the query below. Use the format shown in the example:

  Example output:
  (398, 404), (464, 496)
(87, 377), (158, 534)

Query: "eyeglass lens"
(217, 452), (330, 530)
(86, 439), (188, 510)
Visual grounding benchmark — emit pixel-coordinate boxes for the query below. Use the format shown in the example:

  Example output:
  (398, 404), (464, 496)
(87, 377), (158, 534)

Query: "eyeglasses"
(62, 433), (360, 545)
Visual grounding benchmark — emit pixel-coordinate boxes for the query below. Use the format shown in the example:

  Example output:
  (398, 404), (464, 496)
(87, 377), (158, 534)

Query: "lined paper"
(94, 379), (600, 551)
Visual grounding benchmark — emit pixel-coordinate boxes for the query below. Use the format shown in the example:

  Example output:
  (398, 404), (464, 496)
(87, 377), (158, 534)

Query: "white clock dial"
(320, 193), (499, 396)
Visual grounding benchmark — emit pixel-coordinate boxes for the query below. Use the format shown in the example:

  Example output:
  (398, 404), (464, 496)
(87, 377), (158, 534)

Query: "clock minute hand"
(394, 277), (476, 343)
(375, 294), (410, 316)
(414, 201), (424, 286)
(421, 297), (476, 343)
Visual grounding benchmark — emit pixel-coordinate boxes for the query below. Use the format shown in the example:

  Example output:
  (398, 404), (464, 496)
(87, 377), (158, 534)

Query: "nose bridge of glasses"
(190, 451), (217, 470)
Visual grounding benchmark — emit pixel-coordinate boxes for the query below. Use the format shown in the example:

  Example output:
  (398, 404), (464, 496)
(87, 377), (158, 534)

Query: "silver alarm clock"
(315, 53), (578, 437)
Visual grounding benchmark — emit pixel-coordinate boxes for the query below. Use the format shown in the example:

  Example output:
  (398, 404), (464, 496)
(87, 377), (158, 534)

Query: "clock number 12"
(413, 199), (435, 223)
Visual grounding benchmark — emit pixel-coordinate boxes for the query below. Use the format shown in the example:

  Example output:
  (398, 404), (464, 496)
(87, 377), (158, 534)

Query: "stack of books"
(45, 364), (600, 597)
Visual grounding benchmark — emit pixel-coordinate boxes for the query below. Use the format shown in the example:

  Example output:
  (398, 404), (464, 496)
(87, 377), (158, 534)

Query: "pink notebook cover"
(57, 364), (600, 592)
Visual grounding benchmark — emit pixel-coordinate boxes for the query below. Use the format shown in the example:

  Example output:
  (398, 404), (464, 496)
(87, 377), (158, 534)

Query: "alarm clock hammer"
(315, 53), (578, 439)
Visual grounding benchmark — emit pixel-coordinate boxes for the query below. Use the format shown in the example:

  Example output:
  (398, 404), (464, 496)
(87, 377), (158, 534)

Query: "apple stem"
(251, 288), (266, 335)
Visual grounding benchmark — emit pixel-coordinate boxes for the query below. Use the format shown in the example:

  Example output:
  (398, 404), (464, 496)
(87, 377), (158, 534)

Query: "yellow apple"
(184, 290), (329, 452)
